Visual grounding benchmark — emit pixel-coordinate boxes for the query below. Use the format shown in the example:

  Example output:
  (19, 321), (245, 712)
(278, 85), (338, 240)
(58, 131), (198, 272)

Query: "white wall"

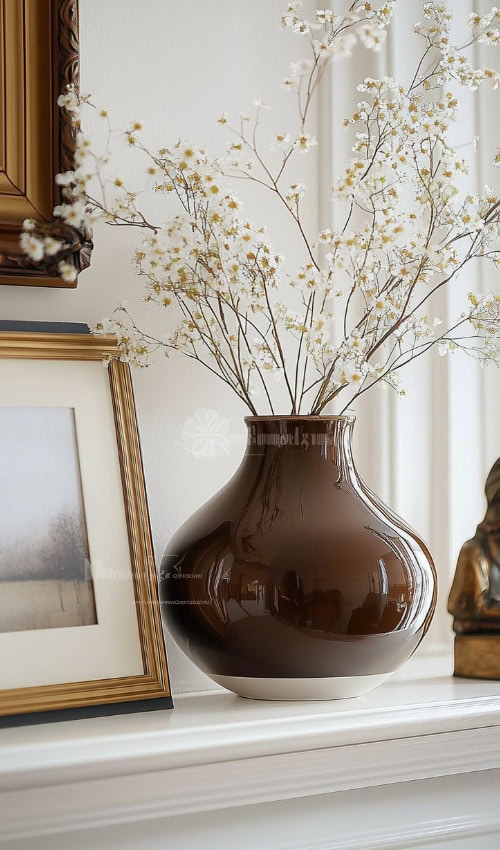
(1, 0), (498, 693)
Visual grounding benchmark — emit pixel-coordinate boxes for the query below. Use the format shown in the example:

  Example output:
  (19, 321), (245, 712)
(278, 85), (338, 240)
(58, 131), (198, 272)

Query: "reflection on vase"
(160, 416), (436, 699)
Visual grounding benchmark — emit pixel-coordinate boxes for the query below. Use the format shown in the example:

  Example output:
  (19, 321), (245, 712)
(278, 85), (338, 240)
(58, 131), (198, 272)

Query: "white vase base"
(210, 672), (393, 701)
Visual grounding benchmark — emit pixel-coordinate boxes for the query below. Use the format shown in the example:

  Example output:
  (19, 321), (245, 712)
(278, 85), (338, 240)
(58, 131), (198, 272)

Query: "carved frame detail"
(0, 0), (91, 288)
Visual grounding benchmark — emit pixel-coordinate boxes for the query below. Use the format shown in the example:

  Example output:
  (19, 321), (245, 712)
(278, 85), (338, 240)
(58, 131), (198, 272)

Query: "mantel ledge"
(1, 677), (500, 841)
(2, 676), (500, 787)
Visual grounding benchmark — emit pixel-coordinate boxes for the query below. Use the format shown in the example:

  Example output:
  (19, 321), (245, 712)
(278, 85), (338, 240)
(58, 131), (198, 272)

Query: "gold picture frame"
(0, 0), (92, 288)
(0, 330), (171, 721)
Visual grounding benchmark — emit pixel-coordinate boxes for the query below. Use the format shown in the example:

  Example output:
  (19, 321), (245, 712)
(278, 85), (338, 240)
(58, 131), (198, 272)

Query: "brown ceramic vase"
(160, 416), (437, 699)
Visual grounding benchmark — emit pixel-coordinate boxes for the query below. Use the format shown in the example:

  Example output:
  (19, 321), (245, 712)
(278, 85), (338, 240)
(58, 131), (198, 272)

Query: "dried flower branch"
(21, 1), (500, 414)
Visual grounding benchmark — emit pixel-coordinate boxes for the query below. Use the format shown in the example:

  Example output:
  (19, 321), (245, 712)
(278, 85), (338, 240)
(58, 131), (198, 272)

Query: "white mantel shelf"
(2, 677), (500, 849)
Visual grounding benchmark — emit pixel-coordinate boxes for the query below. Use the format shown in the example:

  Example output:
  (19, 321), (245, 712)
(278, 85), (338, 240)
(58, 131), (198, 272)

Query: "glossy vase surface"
(160, 416), (437, 700)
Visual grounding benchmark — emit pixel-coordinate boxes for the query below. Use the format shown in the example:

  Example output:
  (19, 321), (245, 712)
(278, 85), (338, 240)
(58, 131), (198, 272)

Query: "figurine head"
(485, 458), (500, 507)
(479, 458), (500, 532)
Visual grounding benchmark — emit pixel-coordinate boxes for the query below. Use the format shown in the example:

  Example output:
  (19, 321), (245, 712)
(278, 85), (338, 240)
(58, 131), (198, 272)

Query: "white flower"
(44, 237), (64, 256)
(332, 360), (365, 386)
(285, 181), (306, 203)
(316, 9), (338, 25)
(19, 232), (44, 262)
(333, 33), (357, 58)
(58, 261), (77, 283)
(372, 295), (388, 315)
(53, 201), (86, 227)
(343, 363), (365, 384)
(270, 132), (291, 150)
(282, 77), (300, 92)
(57, 88), (80, 116)
(55, 171), (76, 186)
(376, 2), (396, 25)
(252, 338), (277, 369)
(359, 24), (387, 52)
(313, 39), (335, 58)
(294, 133), (318, 153)
(293, 19), (311, 35)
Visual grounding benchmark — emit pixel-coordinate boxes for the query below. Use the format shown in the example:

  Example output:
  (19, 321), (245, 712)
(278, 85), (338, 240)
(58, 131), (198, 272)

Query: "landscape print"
(0, 407), (97, 633)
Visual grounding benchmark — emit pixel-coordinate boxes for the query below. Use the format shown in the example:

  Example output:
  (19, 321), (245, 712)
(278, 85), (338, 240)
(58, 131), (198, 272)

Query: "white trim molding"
(1, 678), (500, 848)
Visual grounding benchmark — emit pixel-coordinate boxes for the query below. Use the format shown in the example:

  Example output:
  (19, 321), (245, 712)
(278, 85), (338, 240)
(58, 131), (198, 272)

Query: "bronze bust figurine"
(448, 458), (500, 678)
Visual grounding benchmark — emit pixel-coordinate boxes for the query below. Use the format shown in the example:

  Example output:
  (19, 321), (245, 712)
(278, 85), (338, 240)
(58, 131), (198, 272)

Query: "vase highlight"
(160, 416), (436, 700)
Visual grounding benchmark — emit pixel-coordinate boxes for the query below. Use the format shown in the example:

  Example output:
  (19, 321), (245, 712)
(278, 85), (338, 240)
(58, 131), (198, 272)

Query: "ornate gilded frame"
(0, 332), (171, 720)
(0, 0), (91, 288)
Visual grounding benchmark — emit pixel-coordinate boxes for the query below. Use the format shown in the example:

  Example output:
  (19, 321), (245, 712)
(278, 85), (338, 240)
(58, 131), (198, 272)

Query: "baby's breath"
(20, 3), (500, 414)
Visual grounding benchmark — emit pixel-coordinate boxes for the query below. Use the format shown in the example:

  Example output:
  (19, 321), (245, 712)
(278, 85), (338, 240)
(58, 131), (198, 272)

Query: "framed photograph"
(0, 0), (92, 287)
(0, 329), (171, 722)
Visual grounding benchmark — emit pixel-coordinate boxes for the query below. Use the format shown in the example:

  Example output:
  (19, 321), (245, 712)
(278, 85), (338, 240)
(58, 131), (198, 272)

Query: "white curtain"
(322, 0), (500, 670)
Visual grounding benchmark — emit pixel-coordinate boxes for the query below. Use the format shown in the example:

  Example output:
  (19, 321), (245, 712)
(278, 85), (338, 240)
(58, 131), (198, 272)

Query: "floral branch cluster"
(19, 89), (96, 283)
(19, 210), (91, 284)
(20, 1), (500, 414)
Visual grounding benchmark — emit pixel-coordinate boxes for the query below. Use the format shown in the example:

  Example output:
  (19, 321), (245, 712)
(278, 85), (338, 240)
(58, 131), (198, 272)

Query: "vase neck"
(244, 417), (356, 481)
